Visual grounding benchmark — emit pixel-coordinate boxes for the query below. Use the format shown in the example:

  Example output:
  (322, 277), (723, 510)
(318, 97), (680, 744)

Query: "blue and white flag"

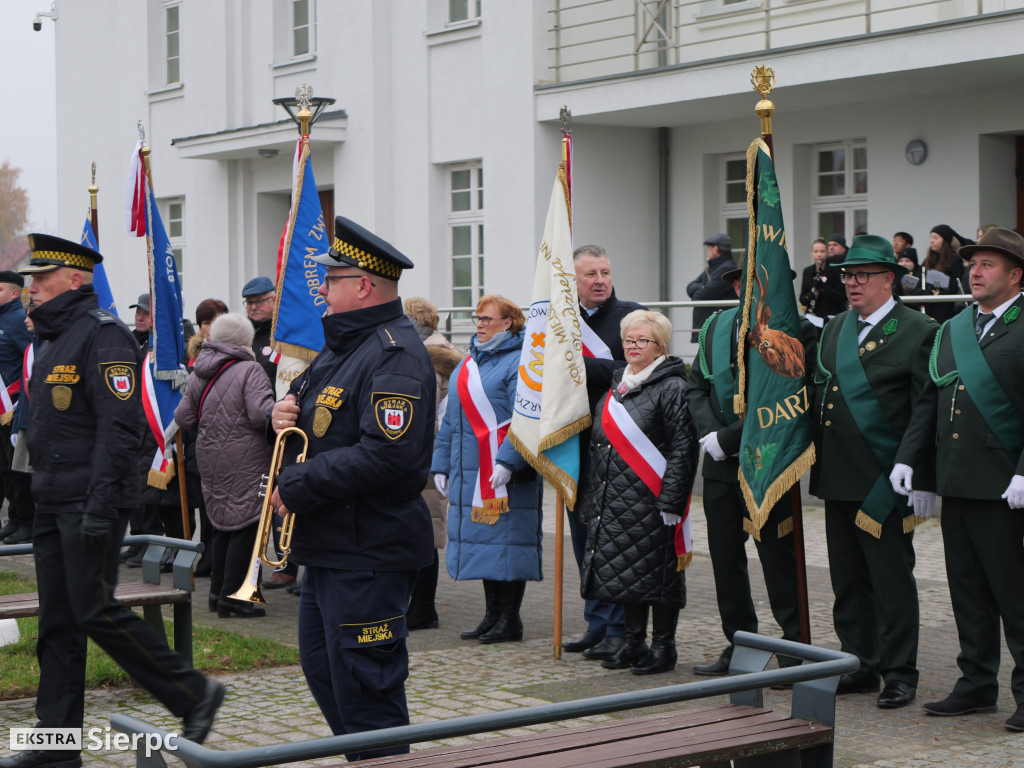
(80, 218), (117, 316)
(271, 137), (327, 396)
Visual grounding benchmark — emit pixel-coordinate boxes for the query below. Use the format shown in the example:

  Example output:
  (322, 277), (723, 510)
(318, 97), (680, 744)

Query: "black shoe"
(479, 581), (526, 644)
(923, 691), (998, 716)
(285, 580), (302, 595)
(601, 640), (648, 670)
(631, 644), (677, 675)
(461, 579), (501, 639)
(194, 558), (213, 578)
(119, 545), (141, 563)
(217, 598), (266, 618)
(208, 593), (219, 613)
(693, 654), (730, 676)
(125, 550), (145, 568)
(407, 605), (439, 631)
(877, 680), (916, 709)
(563, 629), (605, 653)
(1005, 705), (1024, 732)
(0, 751), (82, 768)
(0, 519), (18, 540)
(582, 635), (626, 661)
(4, 525), (32, 545)
(181, 679), (226, 744)
(836, 673), (881, 695)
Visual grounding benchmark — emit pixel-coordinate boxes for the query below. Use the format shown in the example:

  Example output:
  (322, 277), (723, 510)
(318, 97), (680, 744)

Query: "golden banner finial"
(751, 64), (776, 139)
(295, 84), (314, 137)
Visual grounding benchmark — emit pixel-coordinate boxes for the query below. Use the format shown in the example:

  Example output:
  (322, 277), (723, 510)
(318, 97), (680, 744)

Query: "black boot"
(461, 579), (502, 639)
(602, 604), (649, 670)
(479, 581), (525, 644)
(208, 593), (219, 613)
(407, 551), (440, 630)
(632, 605), (678, 675)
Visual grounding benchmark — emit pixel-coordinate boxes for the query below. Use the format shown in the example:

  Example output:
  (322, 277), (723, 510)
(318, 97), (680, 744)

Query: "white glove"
(1001, 475), (1024, 509)
(9, 432), (16, 448)
(491, 464), (512, 490)
(700, 431), (727, 462)
(889, 463), (914, 497)
(433, 474), (449, 499)
(911, 490), (937, 518)
(660, 512), (682, 526)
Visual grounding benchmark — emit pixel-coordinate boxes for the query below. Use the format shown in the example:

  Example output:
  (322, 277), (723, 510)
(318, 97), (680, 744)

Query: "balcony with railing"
(545, 0), (1012, 84)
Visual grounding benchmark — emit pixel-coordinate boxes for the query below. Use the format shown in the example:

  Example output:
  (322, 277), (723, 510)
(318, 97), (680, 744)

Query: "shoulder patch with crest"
(101, 361), (136, 400)
(374, 393), (413, 440)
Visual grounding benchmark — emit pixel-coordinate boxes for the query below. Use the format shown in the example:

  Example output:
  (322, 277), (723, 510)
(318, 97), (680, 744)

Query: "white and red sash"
(0, 372), (17, 424)
(140, 360), (172, 479)
(601, 391), (693, 569)
(580, 319), (612, 360)
(22, 344), (33, 398)
(457, 358), (511, 524)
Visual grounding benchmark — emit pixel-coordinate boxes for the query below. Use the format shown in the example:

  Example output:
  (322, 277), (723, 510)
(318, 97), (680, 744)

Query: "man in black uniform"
(686, 234), (737, 343)
(242, 276), (278, 385)
(0, 270), (34, 544)
(686, 267), (813, 675)
(0, 235), (224, 768)
(270, 217), (435, 761)
(561, 244), (644, 662)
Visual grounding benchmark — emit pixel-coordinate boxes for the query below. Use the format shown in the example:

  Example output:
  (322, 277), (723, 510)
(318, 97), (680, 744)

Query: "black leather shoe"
(601, 641), (648, 670)
(836, 673), (881, 695)
(0, 519), (18, 540)
(208, 593), (219, 613)
(181, 679), (226, 744)
(1005, 705), (1024, 732)
(877, 680), (916, 709)
(217, 598), (266, 618)
(582, 635), (625, 661)
(631, 644), (677, 675)
(923, 691), (998, 716)
(4, 525), (32, 545)
(563, 629), (604, 653)
(693, 655), (729, 676)
(118, 545), (141, 563)
(0, 751), (82, 768)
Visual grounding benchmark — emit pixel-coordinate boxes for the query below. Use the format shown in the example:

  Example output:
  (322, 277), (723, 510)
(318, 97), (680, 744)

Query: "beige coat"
(423, 333), (464, 548)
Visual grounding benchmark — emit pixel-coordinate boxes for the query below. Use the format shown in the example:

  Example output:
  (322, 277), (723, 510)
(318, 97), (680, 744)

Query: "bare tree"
(0, 160), (30, 244)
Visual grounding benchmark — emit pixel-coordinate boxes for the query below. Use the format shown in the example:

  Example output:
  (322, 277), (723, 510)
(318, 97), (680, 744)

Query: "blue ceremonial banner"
(80, 218), (117, 316)
(272, 139), (327, 358)
(145, 182), (186, 380)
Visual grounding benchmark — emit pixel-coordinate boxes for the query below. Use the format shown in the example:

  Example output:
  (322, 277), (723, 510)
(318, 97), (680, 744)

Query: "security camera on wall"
(32, 16), (42, 31)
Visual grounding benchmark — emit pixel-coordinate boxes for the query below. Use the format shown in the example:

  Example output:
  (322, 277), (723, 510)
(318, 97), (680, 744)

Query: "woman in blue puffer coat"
(431, 295), (543, 644)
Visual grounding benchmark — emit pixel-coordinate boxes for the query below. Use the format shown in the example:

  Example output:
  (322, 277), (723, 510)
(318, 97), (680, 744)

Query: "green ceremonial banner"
(734, 138), (815, 538)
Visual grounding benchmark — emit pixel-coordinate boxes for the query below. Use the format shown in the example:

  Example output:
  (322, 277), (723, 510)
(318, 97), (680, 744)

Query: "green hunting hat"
(835, 234), (908, 277)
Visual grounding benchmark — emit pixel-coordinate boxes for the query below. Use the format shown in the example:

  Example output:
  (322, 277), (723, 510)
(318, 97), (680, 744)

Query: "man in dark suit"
(810, 234), (937, 710)
(562, 244), (644, 660)
(686, 234), (737, 342)
(894, 227), (1024, 732)
(686, 267), (813, 675)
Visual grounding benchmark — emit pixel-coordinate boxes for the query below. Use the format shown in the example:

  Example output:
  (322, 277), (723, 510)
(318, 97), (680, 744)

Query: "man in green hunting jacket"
(810, 234), (938, 710)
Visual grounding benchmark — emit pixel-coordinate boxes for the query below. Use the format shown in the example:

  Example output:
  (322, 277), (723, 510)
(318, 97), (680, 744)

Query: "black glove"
(81, 512), (114, 552)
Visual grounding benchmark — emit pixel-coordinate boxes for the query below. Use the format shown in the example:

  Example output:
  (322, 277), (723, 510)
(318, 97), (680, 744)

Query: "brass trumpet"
(228, 426), (308, 605)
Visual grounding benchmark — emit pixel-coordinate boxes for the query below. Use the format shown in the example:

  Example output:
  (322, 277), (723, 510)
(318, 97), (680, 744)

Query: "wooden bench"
(113, 632), (857, 768)
(0, 535), (203, 664)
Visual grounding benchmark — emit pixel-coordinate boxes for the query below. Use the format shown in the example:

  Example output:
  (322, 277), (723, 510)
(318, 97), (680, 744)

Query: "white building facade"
(53, 0), (1024, 351)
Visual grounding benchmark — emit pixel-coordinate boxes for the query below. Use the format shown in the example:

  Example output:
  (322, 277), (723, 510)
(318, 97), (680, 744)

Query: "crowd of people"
(3, 215), (1024, 768)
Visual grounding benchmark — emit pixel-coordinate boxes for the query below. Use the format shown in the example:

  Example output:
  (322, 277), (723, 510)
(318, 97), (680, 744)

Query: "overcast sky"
(0, 0), (58, 234)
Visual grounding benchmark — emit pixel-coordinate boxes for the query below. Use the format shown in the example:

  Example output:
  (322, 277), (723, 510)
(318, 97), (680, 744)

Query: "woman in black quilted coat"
(579, 310), (699, 674)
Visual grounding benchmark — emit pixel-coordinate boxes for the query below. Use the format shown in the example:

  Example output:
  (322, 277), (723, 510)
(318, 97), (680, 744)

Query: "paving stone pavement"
(2, 490), (1022, 767)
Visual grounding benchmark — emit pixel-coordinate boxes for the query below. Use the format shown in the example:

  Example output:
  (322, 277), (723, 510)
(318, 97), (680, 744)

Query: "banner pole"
(554, 491), (564, 659)
(89, 162), (99, 245)
(789, 485), (811, 644)
(176, 430), (191, 541)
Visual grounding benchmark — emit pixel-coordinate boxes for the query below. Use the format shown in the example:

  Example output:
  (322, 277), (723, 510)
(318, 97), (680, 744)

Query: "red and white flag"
(125, 139), (146, 236)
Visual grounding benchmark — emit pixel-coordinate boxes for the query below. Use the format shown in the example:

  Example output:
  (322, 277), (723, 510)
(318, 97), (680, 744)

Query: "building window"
(720, 154), (748, 259)
(292, 0), (314, 57)
(163, 198), (185, 287)
(813, 140), (868, 241)
(448, 164), (484, 314)
(165, 4), (180, 85)
(448, 0), (481, 24)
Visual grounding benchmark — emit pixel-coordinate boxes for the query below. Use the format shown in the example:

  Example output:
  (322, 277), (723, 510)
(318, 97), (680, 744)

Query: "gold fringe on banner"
(0, 411), (12, 427)
(147, 459), (175, 490)
(676, 552), (693, 572)
(471, 496), (509, 525)
(536, 414), (591, 453)
(777, 516), (794, 538)
(742, 516), (761, 542)
(739, 442), (815, 538)
(508, 431), (583, 512)
(273, 341), (318, 362)
(855, 510), (883, 539)
(903, 514), (928, 534)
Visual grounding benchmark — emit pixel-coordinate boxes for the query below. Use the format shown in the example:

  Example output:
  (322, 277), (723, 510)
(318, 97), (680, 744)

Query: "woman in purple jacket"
(175, 314), (275, 618)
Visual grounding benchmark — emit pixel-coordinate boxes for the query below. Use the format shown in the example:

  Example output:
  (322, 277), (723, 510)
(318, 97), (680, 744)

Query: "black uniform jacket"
(896, 294), (1024, 499)
(27, 286), (142, 517)
(809, 302), (937, 502)
(686, 310), (817, 484)
(276, 299), (436, 572)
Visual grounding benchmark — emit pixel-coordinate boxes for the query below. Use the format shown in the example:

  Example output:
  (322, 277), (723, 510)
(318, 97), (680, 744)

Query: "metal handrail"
(111, 632), (858, 768)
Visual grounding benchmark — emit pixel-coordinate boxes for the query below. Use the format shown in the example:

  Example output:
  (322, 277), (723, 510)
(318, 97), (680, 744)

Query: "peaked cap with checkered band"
(21, 233), (102, 275)
(313, 216), (413, 280)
